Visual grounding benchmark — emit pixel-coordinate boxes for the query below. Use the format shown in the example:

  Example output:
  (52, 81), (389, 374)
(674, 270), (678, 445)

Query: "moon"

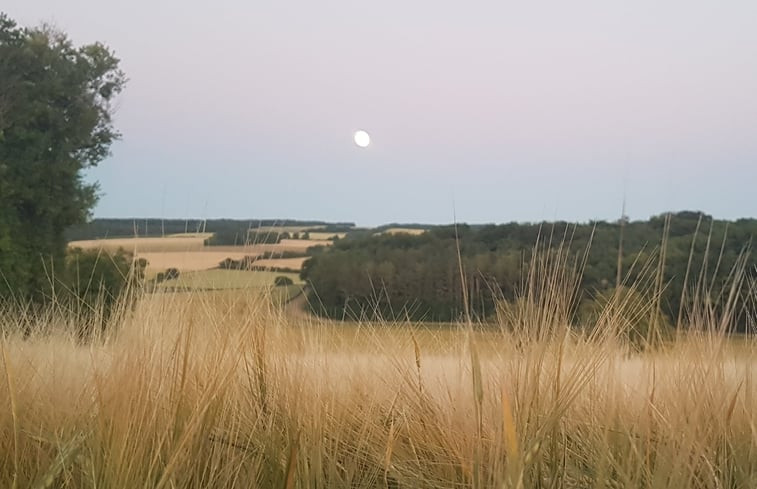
(353, 130), (371, 148)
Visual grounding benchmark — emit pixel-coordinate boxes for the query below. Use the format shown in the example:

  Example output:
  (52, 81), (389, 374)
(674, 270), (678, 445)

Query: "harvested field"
(141, 253), (308, 273)
(210, 240), (329, 254)
(250, 225), (325, 235)
(138, 251), (255, 273)
(382, 227), (426, 236)
(155, 269), (302, 290)
(68, 234), (212, 252)
(276, 239), (331, 251)
(251, 257), (309, 271)
(306, 232), (347, 240)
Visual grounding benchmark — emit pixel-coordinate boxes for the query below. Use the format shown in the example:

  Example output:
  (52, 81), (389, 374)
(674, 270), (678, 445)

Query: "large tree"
(0, 14), (125, 300)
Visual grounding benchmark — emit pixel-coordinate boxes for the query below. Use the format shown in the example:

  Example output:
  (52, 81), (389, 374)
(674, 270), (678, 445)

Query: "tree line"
(66, 218), (355, 241)
(301, 212), (757, 329)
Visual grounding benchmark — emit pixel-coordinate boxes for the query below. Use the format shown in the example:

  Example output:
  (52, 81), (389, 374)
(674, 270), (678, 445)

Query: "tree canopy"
(302, 213), (757, 328)
(0, 14), (125, 300)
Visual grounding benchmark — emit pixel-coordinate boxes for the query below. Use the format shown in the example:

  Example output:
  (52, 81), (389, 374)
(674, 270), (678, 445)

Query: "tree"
(0, 14), (125, 302)
(301, 216), (755, 326)
(164, 268), (180, 280)
(274, 276), (294, 287)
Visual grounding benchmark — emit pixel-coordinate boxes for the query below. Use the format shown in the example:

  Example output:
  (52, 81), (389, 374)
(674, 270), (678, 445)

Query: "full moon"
(353, 130), (371, 148)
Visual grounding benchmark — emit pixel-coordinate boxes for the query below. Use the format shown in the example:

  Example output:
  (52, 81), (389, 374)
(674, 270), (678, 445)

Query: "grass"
(155, 270), (303, 291)
(0, 252), (755, 488)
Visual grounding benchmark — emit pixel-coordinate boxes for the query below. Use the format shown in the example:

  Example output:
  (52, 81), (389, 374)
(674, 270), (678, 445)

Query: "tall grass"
(0, 261), (755, 488)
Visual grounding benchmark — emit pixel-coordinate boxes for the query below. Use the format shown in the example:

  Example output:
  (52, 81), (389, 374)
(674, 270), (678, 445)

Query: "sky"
(5, 1), (757, 226)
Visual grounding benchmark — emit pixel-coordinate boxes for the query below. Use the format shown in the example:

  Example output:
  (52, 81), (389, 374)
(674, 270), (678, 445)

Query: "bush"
(219, 256), (258, 270)
(62, 248), (145, 337)
(274, 276), (294, 287)
(165, 268), (180, 280)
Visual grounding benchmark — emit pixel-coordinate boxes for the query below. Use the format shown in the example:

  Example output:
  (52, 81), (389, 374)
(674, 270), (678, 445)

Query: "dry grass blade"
(31, 434), (86, 489)
(283, 432), (300, 489)
(0, 242), (754, 488)
(1, 342), (19, 489)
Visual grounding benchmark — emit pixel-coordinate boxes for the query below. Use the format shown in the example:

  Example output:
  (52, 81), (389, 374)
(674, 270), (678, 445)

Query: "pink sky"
(5, 0), (757, 225)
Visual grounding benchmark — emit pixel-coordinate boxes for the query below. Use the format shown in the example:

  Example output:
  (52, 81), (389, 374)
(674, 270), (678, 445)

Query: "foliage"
(60, 247), (145, 336)
(164, 268), (180, 280)
(303, 212), (757, 326)
(274, 276), (294, 286)
(218, 256), (257, 270)
(66, 219), (356, 241)
(0, 14), (125, 301)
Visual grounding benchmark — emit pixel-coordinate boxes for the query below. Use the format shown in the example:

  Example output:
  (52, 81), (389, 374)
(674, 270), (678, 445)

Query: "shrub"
(274, 276), (294, 287)
(62, 247), (145, 337)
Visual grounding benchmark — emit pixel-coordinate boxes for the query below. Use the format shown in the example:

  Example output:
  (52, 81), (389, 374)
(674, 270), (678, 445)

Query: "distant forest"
(301, 212), (757, 328)
(65, 219), (356, 241)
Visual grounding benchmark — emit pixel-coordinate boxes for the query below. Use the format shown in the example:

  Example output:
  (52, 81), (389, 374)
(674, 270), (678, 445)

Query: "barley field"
(1, 280), (755, 489)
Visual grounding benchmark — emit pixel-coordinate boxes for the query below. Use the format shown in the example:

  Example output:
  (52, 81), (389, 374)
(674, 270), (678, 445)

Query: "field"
(155, 269), (303, 291)
(251, 257), (310, 271)
(68, 234), (323, 277)
(150, 285), (303, 305)
(252, 225), (325, 234)
(13, 231), (757, 487)
(276, 239), (332, 251)
(139, 251), (254, 272)
(68, 234), (212, 252)
(1, 281), (755, 488)
(306, 231), (348, 240)
(382, 227), (427, 236)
